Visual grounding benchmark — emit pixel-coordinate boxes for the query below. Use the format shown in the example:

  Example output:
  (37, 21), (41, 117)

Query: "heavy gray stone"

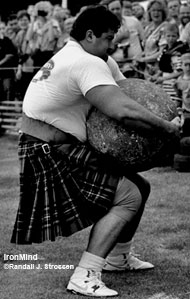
(87, 79), (178, 172)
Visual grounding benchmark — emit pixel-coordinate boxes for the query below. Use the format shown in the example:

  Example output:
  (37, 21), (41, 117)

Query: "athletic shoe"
(67, 266), (118, 297)
(103, 253), (154, 271)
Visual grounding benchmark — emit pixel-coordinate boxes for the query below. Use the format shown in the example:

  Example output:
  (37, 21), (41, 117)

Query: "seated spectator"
(0, 21), (18, 101)
(174, 52), (190, 135)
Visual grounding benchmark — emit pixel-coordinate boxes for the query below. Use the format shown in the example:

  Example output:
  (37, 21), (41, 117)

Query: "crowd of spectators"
(0, 0), (190, 130)
(0, 1), (74, 101)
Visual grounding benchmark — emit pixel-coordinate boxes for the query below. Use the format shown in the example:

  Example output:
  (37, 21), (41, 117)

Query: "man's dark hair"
(70, 5), (121, 41)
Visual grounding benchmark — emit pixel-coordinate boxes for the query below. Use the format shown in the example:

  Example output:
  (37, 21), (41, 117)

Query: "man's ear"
(86, 29), (95, 42)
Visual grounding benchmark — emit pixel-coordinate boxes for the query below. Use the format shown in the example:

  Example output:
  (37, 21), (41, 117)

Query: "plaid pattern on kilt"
(11, 134), (120, 244)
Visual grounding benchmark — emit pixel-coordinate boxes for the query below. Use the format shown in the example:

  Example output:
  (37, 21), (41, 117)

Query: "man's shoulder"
(64, 41), (104, 61)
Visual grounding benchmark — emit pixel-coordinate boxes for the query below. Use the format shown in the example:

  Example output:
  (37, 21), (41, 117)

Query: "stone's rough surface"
(87, 79), (178, 172)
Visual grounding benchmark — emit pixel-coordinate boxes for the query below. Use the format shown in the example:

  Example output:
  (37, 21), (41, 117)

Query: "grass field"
(0, 135), (189, 299)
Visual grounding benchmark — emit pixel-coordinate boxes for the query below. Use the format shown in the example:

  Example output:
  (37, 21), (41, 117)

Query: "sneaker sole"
(67, 288), (118, 297)
(103, 266), (154, 272)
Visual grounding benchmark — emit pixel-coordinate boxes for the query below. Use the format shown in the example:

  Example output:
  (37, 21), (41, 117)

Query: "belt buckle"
(42, 143), (51, 154)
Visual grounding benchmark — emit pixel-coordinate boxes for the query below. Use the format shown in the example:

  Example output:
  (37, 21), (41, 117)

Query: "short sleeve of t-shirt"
(69, 55), (119, 96)
(107, 56), (125, 82)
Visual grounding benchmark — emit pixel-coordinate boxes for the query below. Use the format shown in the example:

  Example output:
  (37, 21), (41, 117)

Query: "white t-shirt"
(23, 40), (125, 142)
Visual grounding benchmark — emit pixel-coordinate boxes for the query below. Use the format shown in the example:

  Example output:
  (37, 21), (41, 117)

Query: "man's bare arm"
(86, 84), (180, 137)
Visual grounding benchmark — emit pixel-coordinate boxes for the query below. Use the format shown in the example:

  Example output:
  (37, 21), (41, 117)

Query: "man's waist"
(21, 113), (78, 144)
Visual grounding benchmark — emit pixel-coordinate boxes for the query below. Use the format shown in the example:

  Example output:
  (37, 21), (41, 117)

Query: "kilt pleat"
(11, 136), (119, 244)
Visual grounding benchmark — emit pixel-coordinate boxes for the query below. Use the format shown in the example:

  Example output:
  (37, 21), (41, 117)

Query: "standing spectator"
(27, 1), (61, 70)
(167, 0), (181, 24)
(62, 8), (71, 19)
(53, 10), (69, 52)
(132, 2), (147, 28)
(143, 0), (168, 58)
(174, 52), (190, 135)
(179, 4), (190, 41)
(53, 4), (64, 15)
(0, 21), (18, 101)
(27, 5), (35, 20)
(107, 0), (144, 64)
(0, 21), (6, 36)
(62, 17), (76, 43)
(122, 0), (133, 16)
(15, 10), (35, 100)
(5, 14), (19, 46)
(135, 0), (168, 73)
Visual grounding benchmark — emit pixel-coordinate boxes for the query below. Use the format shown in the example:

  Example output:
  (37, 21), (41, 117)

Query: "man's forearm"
(122, 111), (173, 137)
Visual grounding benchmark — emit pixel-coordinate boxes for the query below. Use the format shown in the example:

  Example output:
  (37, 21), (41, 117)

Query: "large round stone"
(87, 78), (178, 172)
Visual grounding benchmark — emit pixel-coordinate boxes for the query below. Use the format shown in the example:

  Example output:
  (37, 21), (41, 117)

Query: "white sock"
(78, 251), (105, 272)
(108, 240), (132, 257)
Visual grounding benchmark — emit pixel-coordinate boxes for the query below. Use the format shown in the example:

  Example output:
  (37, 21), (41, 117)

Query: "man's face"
(91, 29), (116, 61)
(108, 0), (122, 20)
(168, 0), (180, 18)
(7, 19), (18, 32)
(180, 6), (190, 26)
(122, 1), (132, 16)
(132, 4), (144, 19)
(18, 16), (30, 30)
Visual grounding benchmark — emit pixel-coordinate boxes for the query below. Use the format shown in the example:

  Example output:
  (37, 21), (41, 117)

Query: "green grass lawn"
(0, 135), (189, 299)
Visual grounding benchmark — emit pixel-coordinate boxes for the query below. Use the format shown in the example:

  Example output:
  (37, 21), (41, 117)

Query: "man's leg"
(67, 177), (143, 297)
(116, 173), (151, 242)
(104, 174), (154, 271)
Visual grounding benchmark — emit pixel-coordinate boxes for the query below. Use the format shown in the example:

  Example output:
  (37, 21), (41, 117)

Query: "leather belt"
(20, 113), (77, 145)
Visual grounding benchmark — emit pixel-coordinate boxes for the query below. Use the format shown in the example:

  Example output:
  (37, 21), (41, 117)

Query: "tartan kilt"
(11, 134), (120, 244)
